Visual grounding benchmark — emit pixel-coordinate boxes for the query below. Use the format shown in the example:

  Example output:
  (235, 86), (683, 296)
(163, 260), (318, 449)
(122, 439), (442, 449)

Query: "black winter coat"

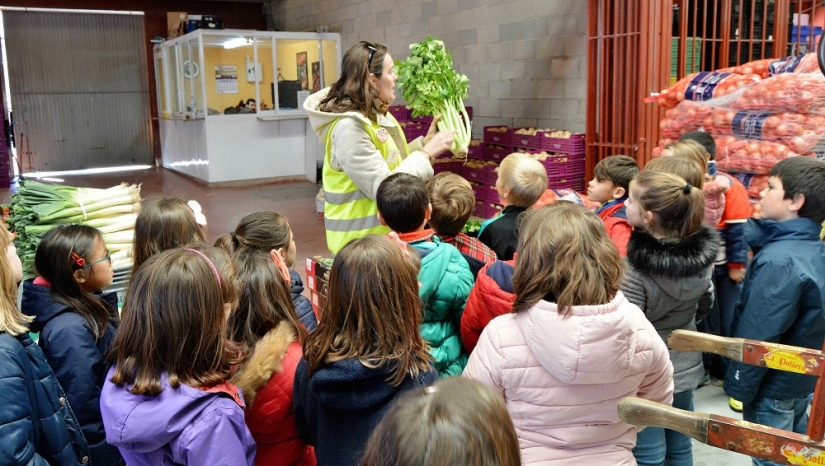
(0, 331), (90, 465)
(22, 280), (122, 466)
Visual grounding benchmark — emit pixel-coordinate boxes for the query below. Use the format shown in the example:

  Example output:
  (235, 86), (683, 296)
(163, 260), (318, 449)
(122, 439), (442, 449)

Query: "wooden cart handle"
(668, 330), (745, 362)
(618, 397), (710, 443)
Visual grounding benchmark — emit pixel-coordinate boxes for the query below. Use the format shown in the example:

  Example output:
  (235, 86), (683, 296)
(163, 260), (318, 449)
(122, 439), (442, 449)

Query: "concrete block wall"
(265, 0), (587, 135)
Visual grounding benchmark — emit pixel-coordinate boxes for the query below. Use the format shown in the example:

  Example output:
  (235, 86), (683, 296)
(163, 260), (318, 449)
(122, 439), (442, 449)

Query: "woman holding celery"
(304, 41), (454, 254)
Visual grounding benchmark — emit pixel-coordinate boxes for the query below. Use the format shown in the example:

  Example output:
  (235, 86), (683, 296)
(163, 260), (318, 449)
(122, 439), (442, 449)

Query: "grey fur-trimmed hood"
(626, 226), (720, 279)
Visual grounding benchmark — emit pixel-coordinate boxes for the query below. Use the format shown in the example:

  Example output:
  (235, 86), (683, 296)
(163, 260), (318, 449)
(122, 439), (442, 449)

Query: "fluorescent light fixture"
(224, 38), (251, 49)
(39, 177), (64, 183)
(24, 165), (153, 179)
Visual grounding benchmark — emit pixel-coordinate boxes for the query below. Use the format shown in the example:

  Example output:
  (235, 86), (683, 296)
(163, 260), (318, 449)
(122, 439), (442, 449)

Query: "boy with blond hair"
(427, 173), (497, 272)
(587, 155), (640, 256)
(478, 153), (548, 261)
(724, 157), (825, 463)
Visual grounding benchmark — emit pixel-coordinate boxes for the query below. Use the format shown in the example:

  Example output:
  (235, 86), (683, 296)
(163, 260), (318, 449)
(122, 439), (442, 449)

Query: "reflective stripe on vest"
(323, 116), (407, 253)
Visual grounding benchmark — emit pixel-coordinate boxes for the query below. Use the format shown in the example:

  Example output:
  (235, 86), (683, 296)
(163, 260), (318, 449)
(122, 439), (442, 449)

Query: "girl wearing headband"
(22, 224), (121, 466)
(101, 246), (255, 465)
(621, 170), (720, 466)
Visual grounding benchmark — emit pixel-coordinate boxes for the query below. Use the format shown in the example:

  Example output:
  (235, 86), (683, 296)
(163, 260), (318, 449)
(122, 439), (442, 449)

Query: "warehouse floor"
(0, 166), (753, 465)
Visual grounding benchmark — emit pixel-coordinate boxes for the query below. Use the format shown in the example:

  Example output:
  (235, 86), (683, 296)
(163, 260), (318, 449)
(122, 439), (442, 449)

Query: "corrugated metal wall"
(4, 11), (152, 171)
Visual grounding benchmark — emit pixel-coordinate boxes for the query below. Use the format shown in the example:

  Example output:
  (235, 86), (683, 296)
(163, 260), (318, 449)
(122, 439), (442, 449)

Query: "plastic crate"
(402, 122), (427, 142)
(541, 133), (586, 155)
(473, 201), (504, 219)
(541, 153), (585, 176)
(510, 129), (544, 150)
(389, 105), (410, 121)
(472, 183), (500, 204)
(482, 144), (512, 162)
(460, 164), (498, 184)
(548, 171), (585, 190)
(483, 126), (511, 145)
(464, 106), (473, 121)
(467, 139), (484, 159)
(412, 114), (434, 126)
(433, 160), (462, 175)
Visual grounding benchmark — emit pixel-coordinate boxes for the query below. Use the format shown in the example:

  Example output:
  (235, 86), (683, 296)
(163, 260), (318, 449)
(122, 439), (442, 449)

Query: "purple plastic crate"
(412, 115), (435, 126)
(467, 140), (484, 159)
(402, 122), (427, 142)
(460, 163), (498, 184)
(482, 144), (512, 162)
(541, 133), (586, 155)
(472, 184), (500, 204)
(389, 105), (410, 121)
(548, 171), (585, 190)
(542, 153), (585, 176)
(433, 160), (462, 175)
(510, 129), (544, 150)
(483, 126), (511, 146)
(473, 202), (504, 220)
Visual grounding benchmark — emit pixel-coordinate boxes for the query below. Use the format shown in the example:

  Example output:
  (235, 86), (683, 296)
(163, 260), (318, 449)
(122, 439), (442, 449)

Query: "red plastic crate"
(482, 144), (512, 162)
(542, 153), (585, 176)
(483, 126), (511, 145)
(467, 139), (484, 159)
(510, 129), (544, 150)
(389, 105), (410, 121)
(541, 133), (586, 155)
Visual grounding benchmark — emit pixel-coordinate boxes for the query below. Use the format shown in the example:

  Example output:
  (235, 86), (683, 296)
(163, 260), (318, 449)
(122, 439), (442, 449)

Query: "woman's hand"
(422, 114), (443, 146)
(423, 128), (457, 160)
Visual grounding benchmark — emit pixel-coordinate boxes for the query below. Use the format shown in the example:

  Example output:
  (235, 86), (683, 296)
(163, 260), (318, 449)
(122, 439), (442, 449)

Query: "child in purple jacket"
(100, 246), (256, 465)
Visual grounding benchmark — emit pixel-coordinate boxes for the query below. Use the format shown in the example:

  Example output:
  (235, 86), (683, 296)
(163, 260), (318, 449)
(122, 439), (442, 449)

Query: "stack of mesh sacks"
(652, 53), (825, 203)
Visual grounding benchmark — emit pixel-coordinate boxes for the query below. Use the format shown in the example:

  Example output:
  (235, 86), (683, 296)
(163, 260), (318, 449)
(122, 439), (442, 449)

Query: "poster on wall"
(297, 52), (308, 90)
(215, 65), (238, 94)
(311, 61), (321, 93)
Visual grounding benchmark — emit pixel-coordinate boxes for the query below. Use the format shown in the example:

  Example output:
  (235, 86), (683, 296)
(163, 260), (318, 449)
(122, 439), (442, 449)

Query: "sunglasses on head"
(363, 42), (379, 70)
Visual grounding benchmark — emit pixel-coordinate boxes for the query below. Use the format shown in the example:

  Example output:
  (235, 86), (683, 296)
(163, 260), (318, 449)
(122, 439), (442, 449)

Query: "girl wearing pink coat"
(463, 203), (674, 465)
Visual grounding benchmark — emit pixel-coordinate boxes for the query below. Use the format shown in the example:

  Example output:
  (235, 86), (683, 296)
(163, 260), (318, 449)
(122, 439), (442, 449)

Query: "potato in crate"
(460, 159), (498, 184)
(467, 139), (484, 159)
(482, 144), (511, 162)
(541, 131), (586, 155)
(483, 125), (511, 146)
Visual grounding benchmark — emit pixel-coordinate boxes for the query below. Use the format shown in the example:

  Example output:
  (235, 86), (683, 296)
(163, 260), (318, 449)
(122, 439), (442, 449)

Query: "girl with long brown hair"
(22, 224), (122, 465)
(229, 248), (315, 465)
(130, 196), (206, 277)
(304, 41), (455, 254)
(463, 202), (673, 465)
(621, 170), (720, 466)
(293, 234), (438, 466)
(101, 246), (255, 465)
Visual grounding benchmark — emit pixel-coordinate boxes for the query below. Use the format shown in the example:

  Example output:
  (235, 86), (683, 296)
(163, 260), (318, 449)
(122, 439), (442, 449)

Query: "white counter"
(159, 113), (323, 186)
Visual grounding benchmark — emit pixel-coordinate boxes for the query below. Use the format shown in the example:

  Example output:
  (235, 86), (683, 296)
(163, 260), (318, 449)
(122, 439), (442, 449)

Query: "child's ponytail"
(632, 171), (706, 239)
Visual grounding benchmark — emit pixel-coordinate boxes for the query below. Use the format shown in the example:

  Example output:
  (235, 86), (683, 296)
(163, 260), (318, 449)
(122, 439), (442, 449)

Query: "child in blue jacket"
(724, 157), (825, 466)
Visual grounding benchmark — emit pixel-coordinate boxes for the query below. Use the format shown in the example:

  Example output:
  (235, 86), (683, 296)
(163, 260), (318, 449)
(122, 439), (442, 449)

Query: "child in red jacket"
(587, 155), (640, 257)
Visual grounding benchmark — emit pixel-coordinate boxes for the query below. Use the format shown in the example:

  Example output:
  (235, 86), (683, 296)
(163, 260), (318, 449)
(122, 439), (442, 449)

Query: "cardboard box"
(167, 12), (186, 39)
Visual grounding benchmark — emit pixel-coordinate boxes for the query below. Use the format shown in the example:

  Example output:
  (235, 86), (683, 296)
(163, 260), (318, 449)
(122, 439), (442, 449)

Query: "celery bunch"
(395, 37), (472, 157)
(6, 180), (141, 276)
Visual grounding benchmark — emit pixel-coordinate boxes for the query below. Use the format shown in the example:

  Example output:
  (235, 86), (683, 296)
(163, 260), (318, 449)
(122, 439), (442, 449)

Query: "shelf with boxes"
(305, 256), (333, 319)
(392, 105), (473, 144)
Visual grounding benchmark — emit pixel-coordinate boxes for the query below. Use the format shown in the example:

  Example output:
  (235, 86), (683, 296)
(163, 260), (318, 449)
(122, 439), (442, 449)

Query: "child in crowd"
(724, 157), (825, 466)
(680, 131), (750, 399)
(101, 246), (256, 465)
(427, 172), (498, 275)
(293, 235), (438, 466)
(621, 171), (719, 466)
(229, 249), (315, 466)
(460, 254), (516, 353)
(664, 139), (727, 227)
(644, 156), (704, 192)
(478, 152), (548, 260)
(22, 224), (122, 466)
(464, 203), (674, 465)
(376, 173), (474, 376)
(361, 377), (521, 466)
(586, 155), (640, 257)
(215, 211), (318, 332)
(131, 196), (206, 277)
(0, 222), (92, 465)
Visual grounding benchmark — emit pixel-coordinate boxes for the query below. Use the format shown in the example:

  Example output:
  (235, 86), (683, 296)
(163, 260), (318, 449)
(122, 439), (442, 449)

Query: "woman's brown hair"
(319, 41), (388, 122)
(131, 196), (206, 277)
(361, 377), (521, 466)
(513, 202), (624, 315)
(228, 248), (306, 354)
(215, 211), (293, 266)
(302, 234), (431, 386)
(0, 222), (31, 336)
(631, 170), (706, 239)
(109, 246), (239, 396)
